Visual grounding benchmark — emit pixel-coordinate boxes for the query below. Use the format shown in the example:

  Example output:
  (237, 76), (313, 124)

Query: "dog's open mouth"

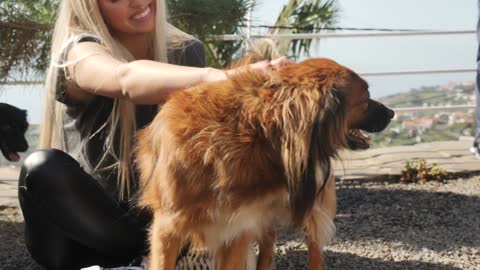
(347, 129), (371, 150)
(0, 142), (21, 162)
(1, 150), (20, 162)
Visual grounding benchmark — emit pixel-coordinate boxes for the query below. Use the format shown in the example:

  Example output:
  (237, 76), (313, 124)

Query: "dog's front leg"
(256, 226), (276, 270)
(305, 176), (337, 270)
(216, 231), (253, 270)
(306, 236), (324, 270)
(149, 214), (182, 270)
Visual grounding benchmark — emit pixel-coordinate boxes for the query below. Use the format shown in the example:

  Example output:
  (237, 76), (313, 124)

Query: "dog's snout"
(387, 108), (395, 119)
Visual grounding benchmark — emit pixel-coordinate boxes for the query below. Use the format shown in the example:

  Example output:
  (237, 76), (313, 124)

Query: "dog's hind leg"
(149, 214), (183, 270)
(256, 226), (276, 270)
(216, 231), (253, 270)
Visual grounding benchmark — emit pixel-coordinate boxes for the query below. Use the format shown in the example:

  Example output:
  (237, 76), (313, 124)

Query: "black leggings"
(18, 149), (149, 270)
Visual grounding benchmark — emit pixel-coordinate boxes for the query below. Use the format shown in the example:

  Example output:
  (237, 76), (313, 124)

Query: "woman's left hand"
(205, 56), (293, 84)
(249, 56), (292, 72)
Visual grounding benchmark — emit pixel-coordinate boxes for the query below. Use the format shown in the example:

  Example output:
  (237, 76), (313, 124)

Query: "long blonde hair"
(39, 0), (192, 200)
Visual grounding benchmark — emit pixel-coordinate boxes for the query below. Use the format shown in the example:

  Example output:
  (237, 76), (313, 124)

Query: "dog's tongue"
(355, 129), (371, 143)
(8, 152), (20, 162)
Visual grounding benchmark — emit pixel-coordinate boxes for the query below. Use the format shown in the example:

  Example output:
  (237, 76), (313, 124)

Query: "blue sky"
(252, 0), (477, 96)
(1, 0), (477, 124)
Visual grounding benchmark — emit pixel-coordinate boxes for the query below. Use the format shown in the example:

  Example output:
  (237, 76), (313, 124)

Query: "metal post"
(245, 0), (255, 51)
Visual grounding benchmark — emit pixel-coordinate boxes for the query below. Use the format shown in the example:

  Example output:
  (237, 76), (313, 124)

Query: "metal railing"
(394, 105), (476, 112)
(360, 68), (476, 77)
(217, 29), (478, 113)
(3, 30), (477, 113)
(215, 30), (476, 41)
(2, 80), (43, 85)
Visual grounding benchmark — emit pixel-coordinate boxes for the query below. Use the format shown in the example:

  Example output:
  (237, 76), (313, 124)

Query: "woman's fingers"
(249, 60), (272, 70)
(227, 56), (293, 79)
(250, 57), (293, 72)
(270, 56), (293, 69)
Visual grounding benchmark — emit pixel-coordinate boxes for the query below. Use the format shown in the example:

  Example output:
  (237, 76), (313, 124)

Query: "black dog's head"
(0, 103), (29, 161)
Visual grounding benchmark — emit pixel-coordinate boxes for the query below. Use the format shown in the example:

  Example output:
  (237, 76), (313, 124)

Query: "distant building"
(439, 81), (474, 90)
(402, 118), (434, 132)
(434, 114), (450, 127)
(461, 81), (474, 87)
(439, 81), (460, 90)
(449, 112), (474, 125)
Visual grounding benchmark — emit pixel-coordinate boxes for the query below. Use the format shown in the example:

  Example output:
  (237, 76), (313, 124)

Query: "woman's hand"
(249, 56), (292, 71)
(203, 56), (293, 84)
(203, 67), (229, 83)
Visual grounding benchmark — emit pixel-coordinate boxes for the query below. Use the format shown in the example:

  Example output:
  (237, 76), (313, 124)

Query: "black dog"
(0, 103), (29, 161)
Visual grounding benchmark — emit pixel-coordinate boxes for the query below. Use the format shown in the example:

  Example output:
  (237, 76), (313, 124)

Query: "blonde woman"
(17, 0), (287, 269)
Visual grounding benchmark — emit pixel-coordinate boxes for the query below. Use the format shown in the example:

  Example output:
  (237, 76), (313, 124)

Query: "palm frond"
(0, 0), (333, 81)
(168, 0), (253, 67)
(0, 0), (57, 81)
(270, 0), (339, 59)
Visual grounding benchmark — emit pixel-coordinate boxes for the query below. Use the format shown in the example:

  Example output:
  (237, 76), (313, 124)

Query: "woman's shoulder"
(61, 33), (105, 60)
(56, 33), (107, 106)
(71, 33), (104, 45)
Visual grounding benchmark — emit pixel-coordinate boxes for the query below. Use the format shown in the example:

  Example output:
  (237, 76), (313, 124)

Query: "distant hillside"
(378, 81), (475, 108)
(371, 81), (476, 148)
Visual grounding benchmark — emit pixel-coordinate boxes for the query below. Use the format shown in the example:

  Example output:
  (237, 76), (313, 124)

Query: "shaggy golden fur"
(135, 58), (393, 270)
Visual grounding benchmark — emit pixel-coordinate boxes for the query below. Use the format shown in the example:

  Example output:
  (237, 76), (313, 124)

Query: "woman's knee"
(19, 149), (79, 195)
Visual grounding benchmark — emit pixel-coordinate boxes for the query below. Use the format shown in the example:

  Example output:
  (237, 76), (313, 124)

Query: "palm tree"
(269, 0), (339, 59)
(0, 0), (338, 82)
(0, 0), (252, 81)
(167, 0), (252, 67)
(0, 0), (56, 81)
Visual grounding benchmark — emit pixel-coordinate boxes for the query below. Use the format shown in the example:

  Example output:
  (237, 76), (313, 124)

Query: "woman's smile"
(98, 0), (156, 35)
(131, 4), (153, 23)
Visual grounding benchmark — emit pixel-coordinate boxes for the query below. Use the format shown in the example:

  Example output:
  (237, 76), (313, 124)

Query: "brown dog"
(135, 58), (394, 270)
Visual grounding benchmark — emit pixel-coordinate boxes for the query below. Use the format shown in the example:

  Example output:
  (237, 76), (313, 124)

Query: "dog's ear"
(288, 118), (320, 228)
(317, 89), (349, 159)
(274, 86), (348, 227)
(272, 86), (321, 228)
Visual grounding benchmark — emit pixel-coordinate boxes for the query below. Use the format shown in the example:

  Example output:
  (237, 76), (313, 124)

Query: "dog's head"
(276, 58), (394, 151)
(338, 66), (394, 150)
(0, 103), (29, 162)
(268, 58), (394, 226)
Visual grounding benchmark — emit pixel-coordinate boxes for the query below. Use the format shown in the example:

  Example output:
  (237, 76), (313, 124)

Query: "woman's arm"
(66, 42), (290, 105)
(65, 42), (226, 104)
(115, 60), (225, 104)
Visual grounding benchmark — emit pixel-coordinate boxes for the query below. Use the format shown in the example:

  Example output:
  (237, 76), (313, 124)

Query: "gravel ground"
(1, 176), (479, 270)
(0, 207), (42, 270)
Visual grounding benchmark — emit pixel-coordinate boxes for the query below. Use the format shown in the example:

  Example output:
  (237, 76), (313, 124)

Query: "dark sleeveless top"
(55, 34), (206, 206)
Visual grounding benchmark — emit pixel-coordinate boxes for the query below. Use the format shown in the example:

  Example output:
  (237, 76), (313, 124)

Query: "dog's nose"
(387, 108), (395, 119)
